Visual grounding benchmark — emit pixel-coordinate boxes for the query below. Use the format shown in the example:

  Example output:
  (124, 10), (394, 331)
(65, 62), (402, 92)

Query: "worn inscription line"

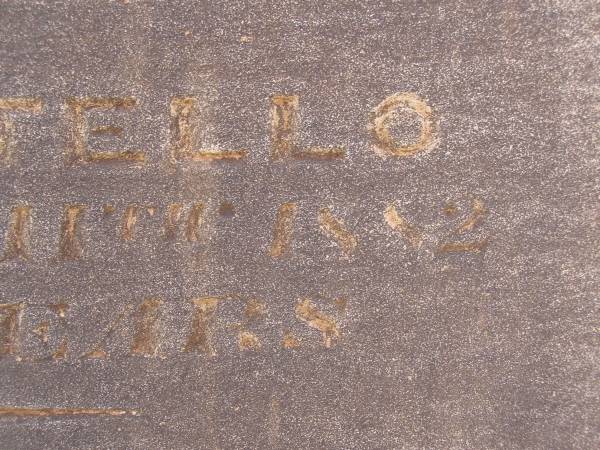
(457, 199), (486, 233)
(65, 97), (145, 164)
(121, 205), (139, 241)
(59, 205), (85, 260)
(384, 204), (423, 248)
(186, 202), (205, 242)
(0, 304), (22, 356)
(170, 97), (247, 161)
(2, 205), (31, 260)
(130, 298), (162, 356)
(368, 92), (438, 157)
(295, 299), (340, 348)
(269, 202), (297, 257)
(0, 407), (137, 417)
(318, 207), (357, 256)
(164, 203), (183, 240)
(184, 297), (219, 356)
(271, 95), (345, 160)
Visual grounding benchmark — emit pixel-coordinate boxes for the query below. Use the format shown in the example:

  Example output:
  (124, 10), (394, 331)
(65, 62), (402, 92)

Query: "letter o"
(368, 92), (438, 157)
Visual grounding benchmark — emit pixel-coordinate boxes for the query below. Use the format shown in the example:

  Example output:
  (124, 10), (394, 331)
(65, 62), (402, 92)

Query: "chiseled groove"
(318, 207), (357, 256)
(269, 202), (297, 257)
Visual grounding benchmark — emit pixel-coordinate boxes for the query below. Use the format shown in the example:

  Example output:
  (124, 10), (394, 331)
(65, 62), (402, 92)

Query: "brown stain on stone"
(318, 207), (357, 256)
(170, 97), (247, 162)
(131, 298), (162, 357)
(59, 205), (85, 260)
(295, 299), (340, 348)
(270, 95), (345, 160)
(368, 92), (438, 157)
(65, 97), (145, 164)
(269, 202), (297, 257)
(384, 204), (423, 249)
(2, 205), (31, 261)
(103, 204), (115, 215)
(184, 297), (219, 356)
(0, 304), (21, 357)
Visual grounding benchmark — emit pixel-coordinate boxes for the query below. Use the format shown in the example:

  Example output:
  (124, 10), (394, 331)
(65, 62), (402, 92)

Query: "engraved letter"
(384, 204), (423, 249)
(131, 298), (162, 357)
(184, 297), (219, 356)
(438, 199), (488, 254)
(59, 205), (85, 260)
(82, 299), (162, 359)
(271, 95), (345, 160)
(1, 205), (31, 261)
(121, 205), (139, 241)
(164, 203), (206, 242)
(369, 92), (438, 157)
(0, 303), (22, 358)
(170, 97), (247, 162)
(318, 207), (357, 257)
(295, 299), (340, 348)
(269, 202), (297, 257)
(65, 97), (145, 164)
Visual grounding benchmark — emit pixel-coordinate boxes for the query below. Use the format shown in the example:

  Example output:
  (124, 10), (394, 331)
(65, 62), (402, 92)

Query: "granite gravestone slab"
(0, 1), (598, 448)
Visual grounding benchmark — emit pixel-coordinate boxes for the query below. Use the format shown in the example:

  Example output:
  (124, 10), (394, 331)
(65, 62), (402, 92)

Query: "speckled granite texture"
(0, 1), (598, 448)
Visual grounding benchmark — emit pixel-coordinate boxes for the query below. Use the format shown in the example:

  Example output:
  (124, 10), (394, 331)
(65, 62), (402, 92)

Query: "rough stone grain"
(0, 1), (598, 448)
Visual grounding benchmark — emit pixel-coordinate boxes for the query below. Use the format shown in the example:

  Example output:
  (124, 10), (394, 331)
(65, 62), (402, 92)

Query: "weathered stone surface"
(0, 1), (598, 448)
